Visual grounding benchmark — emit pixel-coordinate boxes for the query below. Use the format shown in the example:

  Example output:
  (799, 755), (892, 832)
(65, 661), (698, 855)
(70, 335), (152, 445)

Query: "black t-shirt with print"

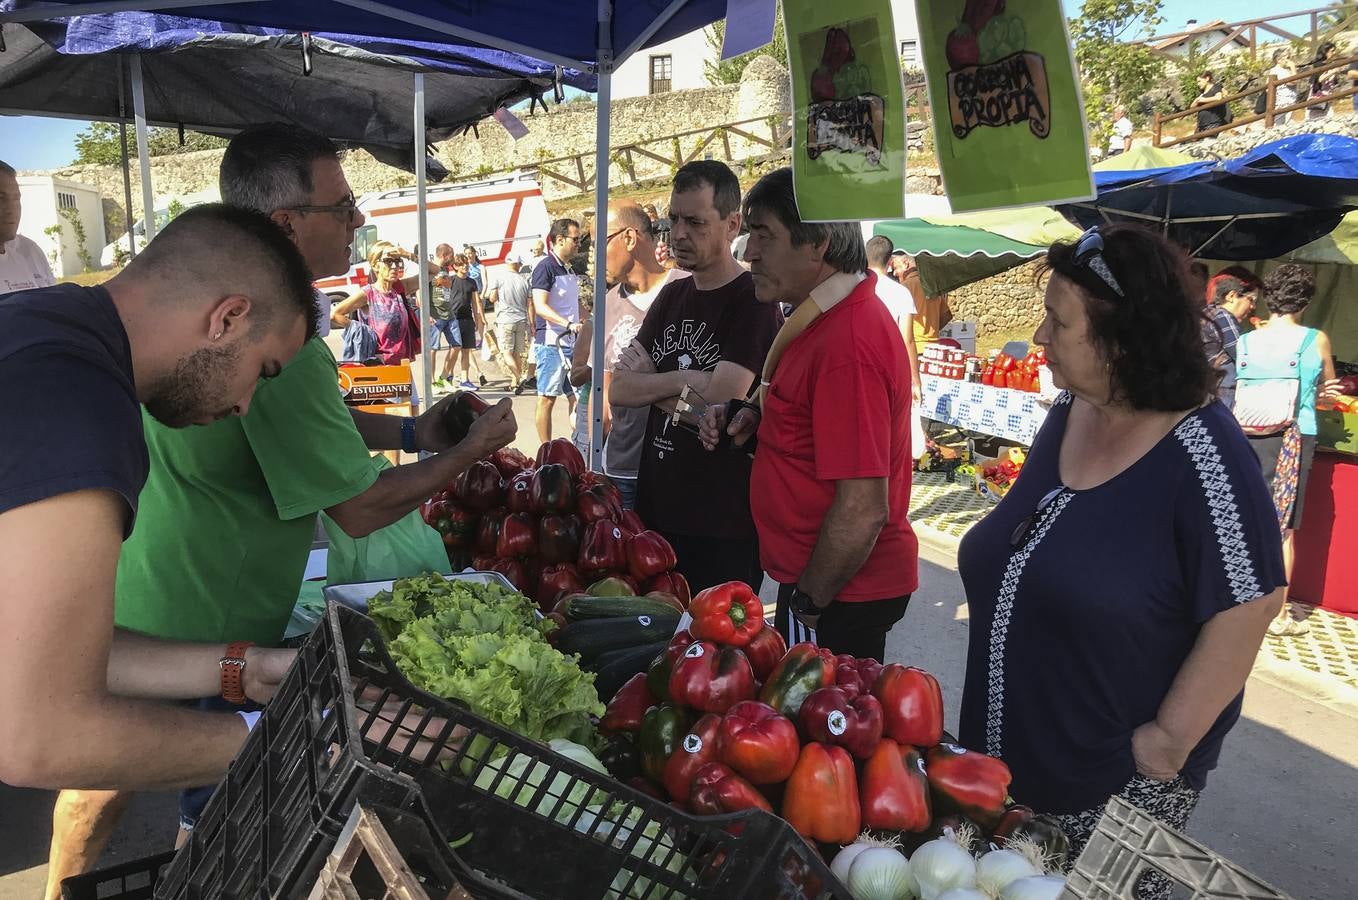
(633, 271), (781, 538)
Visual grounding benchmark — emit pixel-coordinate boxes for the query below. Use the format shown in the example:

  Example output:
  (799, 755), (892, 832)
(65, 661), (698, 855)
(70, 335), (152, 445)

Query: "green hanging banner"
(784, 0), (906, 222)
(916, 0), (1094, 212)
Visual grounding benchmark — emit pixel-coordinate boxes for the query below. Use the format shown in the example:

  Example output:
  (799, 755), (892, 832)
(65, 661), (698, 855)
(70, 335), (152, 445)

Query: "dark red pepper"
(668, 641), (756, 714)
(600, 672), (656, 734)
(797, 686), (884, 760)
(626, 531), (678, 583)
(578, 519), (628, 579)
(495, 512), (538, 559)
(645, 570), (691, 608)
(489, 446), (532, 479)
(454, 459), (505, 512)
(535, 438), (586, 479)
(662, 713), (722, 801)
(689, 762), (773, 816)
(576, 484), (621, 524)
(535, 563), (584, 613)
(925, 741), (1013, 830)
(742, 625), (786, 682)
(436, 504), (479, 549)
(689, 581), (763, 647)
(475, 507), (509, 557)
(618, 508), (646, 536)
(873, 664), (944, 748)
(717, 700), (800, 785)
(530, 463), (575, 515)
(833, 656), (883, 699)
(487, 557), (528, 592)
(471, 554), (497, 571)
(505, 469), (534, 514)
(537, 513), (582, 565)
(646, 630), (694, 701)
(438, 390), (490, 445)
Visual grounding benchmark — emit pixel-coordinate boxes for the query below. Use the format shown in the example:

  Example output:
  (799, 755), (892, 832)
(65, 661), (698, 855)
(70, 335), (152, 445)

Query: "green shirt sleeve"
(241, 338), (379, 520)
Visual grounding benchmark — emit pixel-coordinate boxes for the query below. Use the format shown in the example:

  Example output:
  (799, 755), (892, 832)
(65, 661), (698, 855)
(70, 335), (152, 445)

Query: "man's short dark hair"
(549, 218), (579, 244)
(1262, 264), (1316, 316)
(866, 235), (894, 269)
(1210, 276), (1251, 306)
(0, 160), (15, 178)
(124, 204), (317, 340)
(220, 124), (340, 214)
(742, 168), (867, 275)
(1199, 70), (1214, 81)
(673, 160), (742, 219)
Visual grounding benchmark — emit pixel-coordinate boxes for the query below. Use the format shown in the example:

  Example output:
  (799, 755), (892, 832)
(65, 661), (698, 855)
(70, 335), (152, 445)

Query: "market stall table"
(1290, 451), (1358, 616)
(918, 374), (1051, 446)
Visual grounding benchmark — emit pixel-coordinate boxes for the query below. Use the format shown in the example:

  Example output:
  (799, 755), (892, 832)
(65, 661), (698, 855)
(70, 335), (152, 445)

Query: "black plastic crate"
(61, 851), (175, 900)
(156, 603), (847, 900)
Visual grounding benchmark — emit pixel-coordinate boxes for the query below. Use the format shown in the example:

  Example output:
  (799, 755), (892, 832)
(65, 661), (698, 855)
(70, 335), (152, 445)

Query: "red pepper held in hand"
(860, 739), (931, 833)
(600, 673), (656, 734)
(758, 643), (836, 720)
(669, 641), (756, 714)
(689, 582), (764, 647)
(717, 700), (800, 785)
(782, 743), (861, 844)
(538, 514), (582, 565)
(689, 762), (773, 816)
(627, 531), (678, 582)
(742, 626), (787, 682)
(662, 713), (722, 801)
(798, 686), (884, 760)
(873, 664), (944, 748)
(925, 741), (1012, 830)
(535, 438), (585, 478)
(578, 520), (628, 579)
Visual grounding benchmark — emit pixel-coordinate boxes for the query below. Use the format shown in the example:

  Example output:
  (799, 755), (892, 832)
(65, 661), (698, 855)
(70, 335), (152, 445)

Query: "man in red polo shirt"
(701, 168), (918, 660)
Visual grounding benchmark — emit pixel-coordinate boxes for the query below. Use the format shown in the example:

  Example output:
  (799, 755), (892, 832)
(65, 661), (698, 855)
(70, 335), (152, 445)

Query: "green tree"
(1070, 0), (1167, 149)
(703, 2), (787, 85)
(72, 122), (228, 166)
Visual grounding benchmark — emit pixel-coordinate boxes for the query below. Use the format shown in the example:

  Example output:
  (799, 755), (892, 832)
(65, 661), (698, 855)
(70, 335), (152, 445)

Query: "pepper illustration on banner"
(916, 0), (1093, 212)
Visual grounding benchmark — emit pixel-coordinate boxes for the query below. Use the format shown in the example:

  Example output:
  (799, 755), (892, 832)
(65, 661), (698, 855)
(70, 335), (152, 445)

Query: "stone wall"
(949, 260), (1045, 337)
(1175, 110), (1358, 160)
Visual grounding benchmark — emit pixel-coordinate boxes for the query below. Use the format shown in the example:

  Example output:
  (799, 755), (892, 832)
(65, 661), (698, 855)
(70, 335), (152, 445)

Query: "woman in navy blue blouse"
(957, 226), (1285, 897)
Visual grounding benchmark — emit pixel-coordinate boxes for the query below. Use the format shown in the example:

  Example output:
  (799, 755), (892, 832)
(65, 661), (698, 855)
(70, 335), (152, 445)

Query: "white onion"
(999, 875), (1067, 900)
(832, 842), (872, 886)
(908, 836), (977, 900)
(975, 848), (1040, 896)
(848, 846), (915, 900)
(935, 889), (989, 900)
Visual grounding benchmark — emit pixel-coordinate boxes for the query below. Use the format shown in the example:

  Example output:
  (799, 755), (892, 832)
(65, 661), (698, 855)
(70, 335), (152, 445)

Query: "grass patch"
(60, 271), (116, 287)
(974, 325), (1036, 359)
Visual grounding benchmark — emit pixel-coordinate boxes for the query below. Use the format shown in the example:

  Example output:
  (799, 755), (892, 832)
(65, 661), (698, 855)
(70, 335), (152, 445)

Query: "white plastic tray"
(322, 570), (517, 612)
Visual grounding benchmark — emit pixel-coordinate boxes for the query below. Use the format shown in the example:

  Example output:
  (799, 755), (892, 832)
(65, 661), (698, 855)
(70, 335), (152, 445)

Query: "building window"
(649, 55), (673, 95)
(900, 40), (919, 67)
(57, 192), (77, 210)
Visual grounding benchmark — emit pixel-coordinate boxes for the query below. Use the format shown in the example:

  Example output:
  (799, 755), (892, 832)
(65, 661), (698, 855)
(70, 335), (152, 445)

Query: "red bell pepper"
(537, 513), (582, 565)
(454, 459), (505, 512)
(860, 739), (931, 832)
(981, 362), (995, 386)
(798, 686), (884, 760)
(757, 643), (836, 719)
(834, 656), (884, 699)
(471, 554), (497, 571)
(535, 438), (586, 479)
(782, 743), (861, 844)
(475, 507), (509, 557)
(495, 512), (538, 559)
(668, 641), (756, 714)
(742, 625), (786, 682)
(689, 581), (763, 647)
(530, 463), (575, 515)
(639, 703), (692, 784)
(489, 446), (533, 479)
(645, 570), (691, 608)
(689, 762), (773, 816)
(488, 556), (528, 592)
(925, 741), (1012, 829)
(662, 713), (722, 801)
(716, 700), (799, 785)
(600, 673), (656, 734)
(434, 503), (479, 549)
(436, 390), (491, 446)
(618, 508), (646, 536)
(626, 531), (677, 582)
(535, 563), (584, 613)
(578, 520), (628, 579)
(647, 630), (694, 701)
(576, 484), (621, 524)
(873, 664), (944, 748)
(423, 497), (450, 526)
(506, 470), (534, 514)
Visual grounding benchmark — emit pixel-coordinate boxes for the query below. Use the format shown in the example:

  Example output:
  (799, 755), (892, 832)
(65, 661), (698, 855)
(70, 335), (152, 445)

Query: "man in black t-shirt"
(0, 205), (319, 792)
(612, 161), (781, 592)
(1192, 71), (1229, 133)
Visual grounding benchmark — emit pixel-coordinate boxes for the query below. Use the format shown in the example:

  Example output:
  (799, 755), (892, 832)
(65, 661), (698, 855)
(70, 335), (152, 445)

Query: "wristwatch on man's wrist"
(220, 641), (254, 704)
(789, 585), (823, 617)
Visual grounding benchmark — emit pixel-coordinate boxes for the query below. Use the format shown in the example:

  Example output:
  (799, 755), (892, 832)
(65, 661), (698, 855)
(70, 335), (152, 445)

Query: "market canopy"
(1060, 134), (1358, 260)
(0, 0), (729, 70)
(1093, 144), (1195, 173)
(0, 12), (595, 173)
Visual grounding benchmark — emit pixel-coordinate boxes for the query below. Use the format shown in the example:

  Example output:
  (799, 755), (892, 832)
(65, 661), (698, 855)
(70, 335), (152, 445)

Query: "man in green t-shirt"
(45, 124), (518, 897)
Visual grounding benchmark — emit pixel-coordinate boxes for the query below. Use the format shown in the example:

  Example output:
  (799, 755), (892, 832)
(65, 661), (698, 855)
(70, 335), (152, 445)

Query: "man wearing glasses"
(44, 124), (517, 895)
(530, 218), (585, 442)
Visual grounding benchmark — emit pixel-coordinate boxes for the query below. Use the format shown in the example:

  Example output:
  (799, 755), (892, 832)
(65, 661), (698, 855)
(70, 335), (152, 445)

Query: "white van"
(315, 173), (552, 301)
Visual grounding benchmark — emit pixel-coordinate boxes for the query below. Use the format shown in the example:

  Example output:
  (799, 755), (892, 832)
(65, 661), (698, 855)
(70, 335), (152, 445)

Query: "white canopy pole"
(589, 0), (614, 472)
(414, 72), (432, 415)
(117, 56), (136, 260)
(129, 54), (155, 243)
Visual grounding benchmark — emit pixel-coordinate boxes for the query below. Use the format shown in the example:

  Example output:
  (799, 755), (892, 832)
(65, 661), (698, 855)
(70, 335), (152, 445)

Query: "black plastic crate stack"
(61, 851), (175, 900)
(149, 603), (848, 900)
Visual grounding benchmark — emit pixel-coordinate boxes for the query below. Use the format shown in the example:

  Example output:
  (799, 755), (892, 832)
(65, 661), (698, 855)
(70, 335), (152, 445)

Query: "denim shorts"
(533, 342), (575, 398)
(428, 318), (460, 350)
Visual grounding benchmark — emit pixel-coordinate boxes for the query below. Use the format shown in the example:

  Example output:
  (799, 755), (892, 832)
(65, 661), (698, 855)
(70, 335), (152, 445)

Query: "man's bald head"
(605, 201), (661, 289)
(608, 201), (653, 236)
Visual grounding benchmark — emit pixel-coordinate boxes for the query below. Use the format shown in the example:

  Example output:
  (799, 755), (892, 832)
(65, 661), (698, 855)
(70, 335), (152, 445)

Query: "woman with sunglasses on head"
(332, 240), (432, 365)
(955, 225), (1286, 898)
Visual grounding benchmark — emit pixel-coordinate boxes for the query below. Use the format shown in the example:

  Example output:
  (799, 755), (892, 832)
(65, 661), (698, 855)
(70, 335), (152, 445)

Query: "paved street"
(2, 377), (1355, 898)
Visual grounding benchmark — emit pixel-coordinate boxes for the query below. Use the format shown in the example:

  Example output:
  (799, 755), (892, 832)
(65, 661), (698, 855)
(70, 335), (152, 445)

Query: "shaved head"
(608, 201), (652, 236)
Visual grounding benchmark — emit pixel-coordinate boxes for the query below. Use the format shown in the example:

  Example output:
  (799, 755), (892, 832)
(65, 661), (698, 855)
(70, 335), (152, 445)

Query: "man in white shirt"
(1109, 106), (1133, 157)
(0, 160), (57, 295)
(866, 237), (921, 402)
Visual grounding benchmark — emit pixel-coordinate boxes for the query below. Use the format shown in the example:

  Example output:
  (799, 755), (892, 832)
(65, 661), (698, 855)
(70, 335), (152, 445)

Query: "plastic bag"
(323, 456), (450, 585)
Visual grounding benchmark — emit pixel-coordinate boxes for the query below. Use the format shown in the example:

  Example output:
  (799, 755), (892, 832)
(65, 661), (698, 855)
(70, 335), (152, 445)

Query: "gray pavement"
(3, 391), (1355, 898)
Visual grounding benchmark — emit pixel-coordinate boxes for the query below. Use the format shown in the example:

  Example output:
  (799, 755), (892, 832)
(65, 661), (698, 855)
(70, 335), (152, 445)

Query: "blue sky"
(0, 0), (1329, 171)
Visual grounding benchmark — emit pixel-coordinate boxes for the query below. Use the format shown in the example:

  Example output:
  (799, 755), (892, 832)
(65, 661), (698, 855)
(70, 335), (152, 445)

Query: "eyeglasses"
(1072, 228), (1125, 298)
(287, 193), (360, 222)
(381, 256), (406, 267)
(1009, 487), (1067, 551)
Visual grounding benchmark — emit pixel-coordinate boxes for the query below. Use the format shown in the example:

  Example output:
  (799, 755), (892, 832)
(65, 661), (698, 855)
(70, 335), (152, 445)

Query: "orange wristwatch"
(219, 641), (254, 704)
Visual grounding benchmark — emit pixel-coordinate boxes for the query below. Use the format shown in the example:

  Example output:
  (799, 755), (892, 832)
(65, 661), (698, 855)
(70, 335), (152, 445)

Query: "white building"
(17, 175), (106, 277)
(611, 1), (922, 100)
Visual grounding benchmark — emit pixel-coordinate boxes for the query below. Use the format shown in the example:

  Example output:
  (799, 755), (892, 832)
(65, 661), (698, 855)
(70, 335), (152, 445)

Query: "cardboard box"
(338, 364), (413, 406)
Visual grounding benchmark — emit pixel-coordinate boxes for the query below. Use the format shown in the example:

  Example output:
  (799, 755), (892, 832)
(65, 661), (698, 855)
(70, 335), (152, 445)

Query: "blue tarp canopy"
(0, 0), (729, 70)
(1059, 134), (1358, 260)
(0, 12), (595, 172)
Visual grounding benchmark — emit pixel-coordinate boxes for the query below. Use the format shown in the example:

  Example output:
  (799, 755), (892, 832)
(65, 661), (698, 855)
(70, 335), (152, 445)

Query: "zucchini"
(590, 640), (669, 700)
(565, 595), (683, 622)
(555, 613), (681, 664)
